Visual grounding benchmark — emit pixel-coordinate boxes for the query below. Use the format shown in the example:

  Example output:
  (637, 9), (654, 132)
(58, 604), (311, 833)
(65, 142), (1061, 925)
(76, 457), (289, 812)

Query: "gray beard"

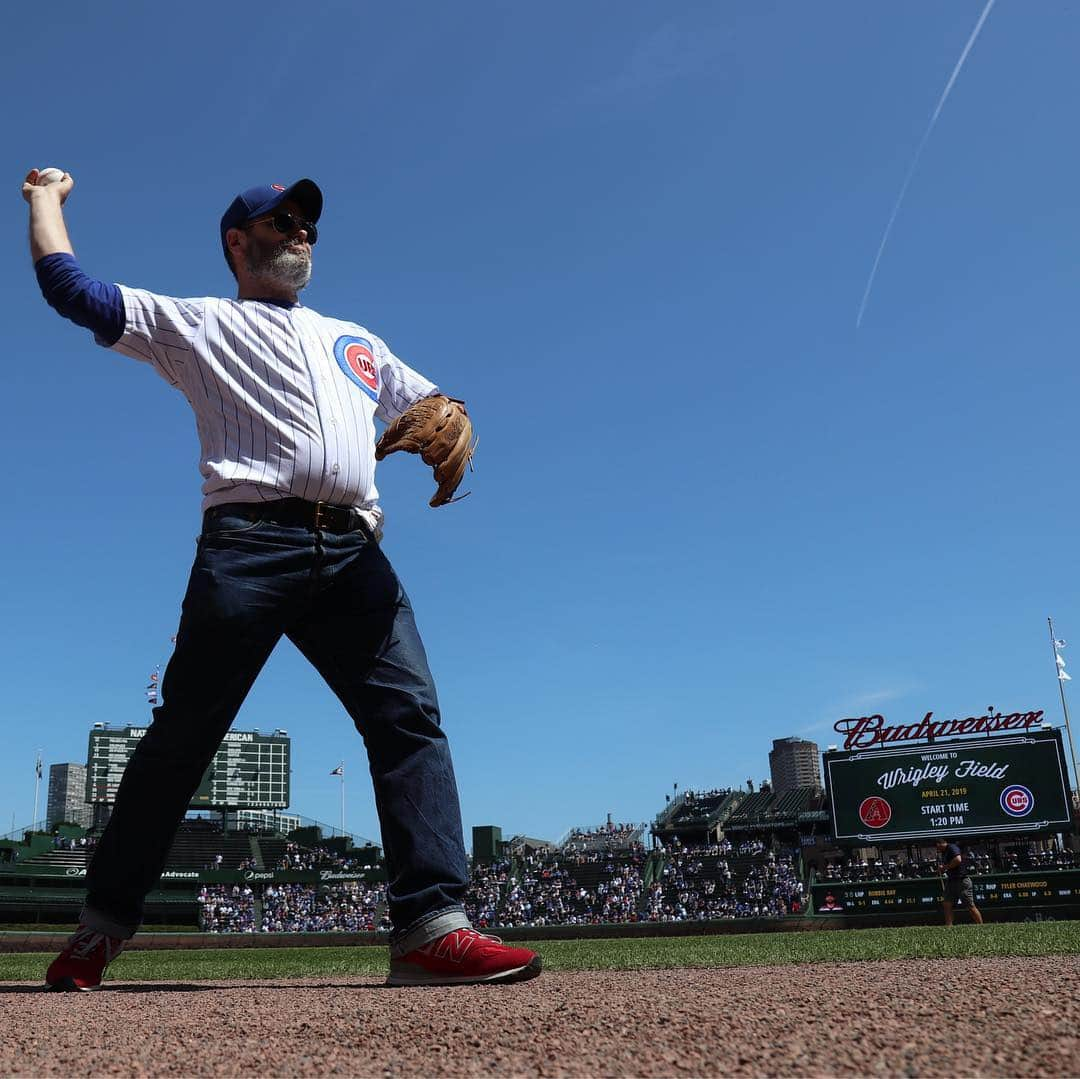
(245, 237), (312, 291)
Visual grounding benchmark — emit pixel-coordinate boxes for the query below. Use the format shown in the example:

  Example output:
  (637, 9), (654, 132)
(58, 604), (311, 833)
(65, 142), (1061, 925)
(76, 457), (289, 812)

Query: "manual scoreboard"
(86, 726), (290, 809)
(824, 729), (1073, 842)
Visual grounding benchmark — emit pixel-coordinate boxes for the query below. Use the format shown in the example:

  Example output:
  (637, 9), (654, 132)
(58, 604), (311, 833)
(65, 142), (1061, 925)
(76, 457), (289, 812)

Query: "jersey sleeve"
(108, 285), (208, 388)
(34, 253), (126, 345)
(372, 334), (439, 424)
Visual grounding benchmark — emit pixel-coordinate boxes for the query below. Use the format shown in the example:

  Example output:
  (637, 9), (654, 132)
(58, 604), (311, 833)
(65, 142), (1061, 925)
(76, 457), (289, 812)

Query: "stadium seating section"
(1, 786), (1076, 932)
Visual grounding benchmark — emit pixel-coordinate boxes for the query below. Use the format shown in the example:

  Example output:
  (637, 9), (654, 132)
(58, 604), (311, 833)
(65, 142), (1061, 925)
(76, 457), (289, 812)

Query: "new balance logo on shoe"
(425, 929), (479, 962)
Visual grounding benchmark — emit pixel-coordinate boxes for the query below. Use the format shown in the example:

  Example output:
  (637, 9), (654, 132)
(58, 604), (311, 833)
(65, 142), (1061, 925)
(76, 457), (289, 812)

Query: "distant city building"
(768, 737), (822, 793)
(46, 763), (92, 828)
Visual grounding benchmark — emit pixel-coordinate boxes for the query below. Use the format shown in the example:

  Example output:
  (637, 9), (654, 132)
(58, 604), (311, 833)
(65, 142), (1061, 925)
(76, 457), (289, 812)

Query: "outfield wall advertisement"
(824, 729), (1073, 842)
(0, 864), (386, 886)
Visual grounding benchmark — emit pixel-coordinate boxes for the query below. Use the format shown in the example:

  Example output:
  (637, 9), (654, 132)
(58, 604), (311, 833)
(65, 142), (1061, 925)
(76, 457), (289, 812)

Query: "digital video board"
(824, 729), (1072, 842)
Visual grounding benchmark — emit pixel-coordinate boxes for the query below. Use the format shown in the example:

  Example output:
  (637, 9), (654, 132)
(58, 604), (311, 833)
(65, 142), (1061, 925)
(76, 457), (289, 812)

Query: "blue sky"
(3, 1), (1079, 847)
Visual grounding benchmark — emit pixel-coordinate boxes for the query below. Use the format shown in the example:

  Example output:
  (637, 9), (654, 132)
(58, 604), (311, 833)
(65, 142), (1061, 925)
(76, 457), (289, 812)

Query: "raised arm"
(22, 168), (75, 262)
(22, 168), (126, 346)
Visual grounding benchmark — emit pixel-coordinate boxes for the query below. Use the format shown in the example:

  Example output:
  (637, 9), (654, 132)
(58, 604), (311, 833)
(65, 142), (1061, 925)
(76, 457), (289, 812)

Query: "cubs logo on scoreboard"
(334, 335), (379, 402)
(1000, 784), (1034, 818)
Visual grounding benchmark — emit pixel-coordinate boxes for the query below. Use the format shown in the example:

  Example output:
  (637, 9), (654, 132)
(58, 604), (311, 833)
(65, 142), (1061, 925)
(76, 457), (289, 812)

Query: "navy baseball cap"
(219, 178), (323, 264)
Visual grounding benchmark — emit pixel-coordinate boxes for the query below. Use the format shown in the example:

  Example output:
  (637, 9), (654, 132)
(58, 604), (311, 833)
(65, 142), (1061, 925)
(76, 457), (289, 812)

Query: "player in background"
(935, 838), (984, 927)
(22, 167), (541, 990)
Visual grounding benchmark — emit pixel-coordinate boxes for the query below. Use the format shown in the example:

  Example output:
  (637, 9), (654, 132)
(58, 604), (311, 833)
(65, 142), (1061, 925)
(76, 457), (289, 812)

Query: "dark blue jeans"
(83, 504), (470, 949)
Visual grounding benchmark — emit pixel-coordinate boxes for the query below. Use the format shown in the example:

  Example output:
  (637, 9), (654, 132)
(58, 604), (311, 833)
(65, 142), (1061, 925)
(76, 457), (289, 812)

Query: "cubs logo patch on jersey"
(334, 335), (380, 402)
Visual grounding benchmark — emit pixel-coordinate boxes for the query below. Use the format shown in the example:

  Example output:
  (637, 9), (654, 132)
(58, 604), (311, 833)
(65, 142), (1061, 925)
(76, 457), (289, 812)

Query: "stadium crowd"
(261, 881), (388, 932)
(462, 843), (804, 927)
(644, 845), (805, 920)
(187, 833), (1080, 934)
(819, 842), (1078, 883)
(197, 884), (256, 932)
(465, 851), (650, 927)
(193, 838), (811, 932)
(274, 842), (376, 871)
(561, 822), (647, 854)
(51, 835), (96, 852)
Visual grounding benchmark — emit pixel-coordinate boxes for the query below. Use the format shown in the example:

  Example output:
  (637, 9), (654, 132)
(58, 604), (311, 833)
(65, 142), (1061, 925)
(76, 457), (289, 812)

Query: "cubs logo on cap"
(334, 335), (379, 401)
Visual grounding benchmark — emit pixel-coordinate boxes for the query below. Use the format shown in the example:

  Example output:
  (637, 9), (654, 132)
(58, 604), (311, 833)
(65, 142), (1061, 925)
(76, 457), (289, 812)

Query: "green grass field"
(0, 921), (1077, 983)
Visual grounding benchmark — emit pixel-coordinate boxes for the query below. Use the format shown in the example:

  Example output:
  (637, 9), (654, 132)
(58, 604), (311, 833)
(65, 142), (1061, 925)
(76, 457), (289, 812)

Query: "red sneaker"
(387, 928), (541, 986)
(45, 925), (126, 991)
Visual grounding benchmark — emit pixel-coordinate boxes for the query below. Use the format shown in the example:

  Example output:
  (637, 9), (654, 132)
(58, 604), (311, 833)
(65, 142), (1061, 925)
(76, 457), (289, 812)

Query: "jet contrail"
(856, 0), (996, 328)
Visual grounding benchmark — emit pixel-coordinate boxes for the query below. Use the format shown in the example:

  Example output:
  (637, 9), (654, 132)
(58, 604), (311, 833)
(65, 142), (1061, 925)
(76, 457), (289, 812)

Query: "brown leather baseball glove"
(375, 394), (476, 507)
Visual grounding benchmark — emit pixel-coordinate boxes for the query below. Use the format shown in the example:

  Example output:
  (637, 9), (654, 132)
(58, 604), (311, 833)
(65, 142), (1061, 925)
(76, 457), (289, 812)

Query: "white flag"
(1056, 653), (1067, 668)
(1055, 638), (1067, 649)
(330, 765), (344, 777)
(1059, 670), (1072, 682)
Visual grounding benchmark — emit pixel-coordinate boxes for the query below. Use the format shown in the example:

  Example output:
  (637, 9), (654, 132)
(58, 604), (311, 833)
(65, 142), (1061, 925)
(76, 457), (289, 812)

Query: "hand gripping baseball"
(22, 167), (73, 204)
(375, 394), (476, 507)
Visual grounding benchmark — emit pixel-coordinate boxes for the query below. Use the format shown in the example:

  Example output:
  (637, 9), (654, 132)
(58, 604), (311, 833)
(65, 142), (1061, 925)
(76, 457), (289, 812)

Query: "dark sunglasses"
(242, 210), (318, 245)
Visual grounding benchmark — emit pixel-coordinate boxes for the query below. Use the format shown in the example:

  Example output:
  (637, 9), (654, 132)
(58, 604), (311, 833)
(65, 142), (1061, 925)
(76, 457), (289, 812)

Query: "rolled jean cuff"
(79, 905), (138, 941)
(389, 907), (470, 958)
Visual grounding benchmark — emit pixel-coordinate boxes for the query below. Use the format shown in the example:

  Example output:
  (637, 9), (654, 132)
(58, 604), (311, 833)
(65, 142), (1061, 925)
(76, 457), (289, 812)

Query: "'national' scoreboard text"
(86, 727), (290, 809)
(824, 729), (1073, 842)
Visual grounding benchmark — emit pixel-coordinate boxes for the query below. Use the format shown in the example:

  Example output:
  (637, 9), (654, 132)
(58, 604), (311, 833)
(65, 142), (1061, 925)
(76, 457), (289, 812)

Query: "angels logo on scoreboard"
(858, 796), (892, 829)
(1000, 784), (1034, 818)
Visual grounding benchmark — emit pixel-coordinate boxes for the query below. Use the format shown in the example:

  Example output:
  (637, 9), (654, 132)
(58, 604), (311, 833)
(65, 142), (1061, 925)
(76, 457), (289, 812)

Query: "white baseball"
(36, 167), (66, 186)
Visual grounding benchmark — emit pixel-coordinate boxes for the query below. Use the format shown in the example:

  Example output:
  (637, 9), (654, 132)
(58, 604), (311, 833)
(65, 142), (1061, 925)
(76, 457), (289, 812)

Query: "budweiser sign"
(834, 709), (1044, 750)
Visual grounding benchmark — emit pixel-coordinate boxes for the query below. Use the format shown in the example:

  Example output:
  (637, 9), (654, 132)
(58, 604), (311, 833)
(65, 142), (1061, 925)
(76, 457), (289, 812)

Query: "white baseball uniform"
(108, 287), (438, 532)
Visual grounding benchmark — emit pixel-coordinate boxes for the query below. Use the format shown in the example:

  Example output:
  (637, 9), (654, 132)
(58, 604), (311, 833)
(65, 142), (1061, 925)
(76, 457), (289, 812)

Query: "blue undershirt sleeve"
(34, 252), (125, 346)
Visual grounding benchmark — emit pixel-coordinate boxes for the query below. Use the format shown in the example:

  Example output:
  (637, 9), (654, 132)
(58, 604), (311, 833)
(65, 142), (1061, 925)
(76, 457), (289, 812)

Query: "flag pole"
(339, 760), (345, 839)
(1048, 617), (1080, 825)
(33, 750), (43, 832)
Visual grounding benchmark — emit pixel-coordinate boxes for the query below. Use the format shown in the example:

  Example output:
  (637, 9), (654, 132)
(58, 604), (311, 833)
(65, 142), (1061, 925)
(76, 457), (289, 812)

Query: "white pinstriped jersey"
(105, 286), (438, 528)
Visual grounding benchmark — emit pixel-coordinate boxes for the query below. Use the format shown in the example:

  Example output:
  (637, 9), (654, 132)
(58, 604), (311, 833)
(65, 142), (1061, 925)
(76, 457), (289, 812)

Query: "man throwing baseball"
(23, 168), (539, 990)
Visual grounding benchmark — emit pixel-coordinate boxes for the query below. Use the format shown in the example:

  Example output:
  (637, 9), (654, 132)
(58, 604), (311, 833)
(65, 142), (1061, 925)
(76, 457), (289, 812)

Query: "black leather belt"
(205, 499), (370, 535)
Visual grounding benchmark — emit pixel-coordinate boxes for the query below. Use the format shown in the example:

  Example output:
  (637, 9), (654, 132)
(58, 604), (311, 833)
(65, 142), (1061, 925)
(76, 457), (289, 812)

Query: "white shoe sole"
(386, 957), (542, 987)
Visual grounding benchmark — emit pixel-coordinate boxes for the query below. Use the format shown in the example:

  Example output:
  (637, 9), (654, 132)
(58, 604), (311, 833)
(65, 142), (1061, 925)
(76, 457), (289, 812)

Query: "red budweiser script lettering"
(834, 709), (1043, 750)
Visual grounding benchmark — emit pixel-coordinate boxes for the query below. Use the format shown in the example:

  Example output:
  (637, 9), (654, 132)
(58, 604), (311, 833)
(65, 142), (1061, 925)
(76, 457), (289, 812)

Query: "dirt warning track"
(1, 955), (1076, 1076)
